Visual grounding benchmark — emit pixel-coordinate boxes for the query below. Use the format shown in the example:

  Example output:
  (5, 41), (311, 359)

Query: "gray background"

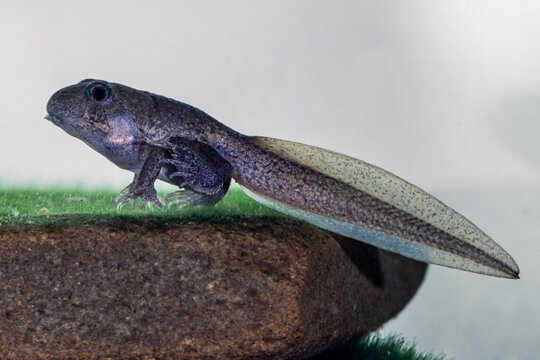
(1, 1), (539, 359)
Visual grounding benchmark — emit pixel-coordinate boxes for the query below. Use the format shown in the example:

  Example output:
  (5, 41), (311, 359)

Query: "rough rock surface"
(0, 218), (427, 359)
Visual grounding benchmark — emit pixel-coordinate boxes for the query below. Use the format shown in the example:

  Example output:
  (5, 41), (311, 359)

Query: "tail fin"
(239, 137), (519, 279)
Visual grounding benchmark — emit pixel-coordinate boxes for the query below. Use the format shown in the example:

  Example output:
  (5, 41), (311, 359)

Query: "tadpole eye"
(86, 82), (112, 103)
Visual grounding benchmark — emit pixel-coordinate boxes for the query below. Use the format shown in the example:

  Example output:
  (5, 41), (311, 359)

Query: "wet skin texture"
(46, 79), (519, 279)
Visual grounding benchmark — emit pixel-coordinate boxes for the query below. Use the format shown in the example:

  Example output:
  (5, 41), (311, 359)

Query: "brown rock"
(0, 218), (426, 359)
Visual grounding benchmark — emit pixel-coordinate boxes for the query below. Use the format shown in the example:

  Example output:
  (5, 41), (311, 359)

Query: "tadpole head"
(46, 79), (149, 168)
(46, 79), (116, 137)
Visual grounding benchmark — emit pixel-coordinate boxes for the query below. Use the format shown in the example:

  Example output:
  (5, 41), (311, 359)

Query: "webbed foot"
(115, 183), (133, 202)
(165, 188), (224, 208)
(116, 184), (164, 211)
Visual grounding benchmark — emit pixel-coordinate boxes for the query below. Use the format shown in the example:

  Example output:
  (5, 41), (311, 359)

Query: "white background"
(1, 1), (539, 359)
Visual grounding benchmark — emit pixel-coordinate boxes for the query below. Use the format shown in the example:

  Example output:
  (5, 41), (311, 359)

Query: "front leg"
(117, 146), (165, 211)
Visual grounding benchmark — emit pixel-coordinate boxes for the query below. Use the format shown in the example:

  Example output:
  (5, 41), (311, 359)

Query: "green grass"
(0, 185), (285, 226)
(312, 333), (451, 360)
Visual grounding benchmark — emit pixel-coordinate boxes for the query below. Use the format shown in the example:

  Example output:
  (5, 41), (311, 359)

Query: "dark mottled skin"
(46, 79), (517, 278)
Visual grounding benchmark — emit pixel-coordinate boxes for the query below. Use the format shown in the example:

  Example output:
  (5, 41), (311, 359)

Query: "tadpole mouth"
(45, 113), (62, 125)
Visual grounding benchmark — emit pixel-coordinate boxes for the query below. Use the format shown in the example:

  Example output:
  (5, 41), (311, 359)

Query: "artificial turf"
(0, 185), (285, 225)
